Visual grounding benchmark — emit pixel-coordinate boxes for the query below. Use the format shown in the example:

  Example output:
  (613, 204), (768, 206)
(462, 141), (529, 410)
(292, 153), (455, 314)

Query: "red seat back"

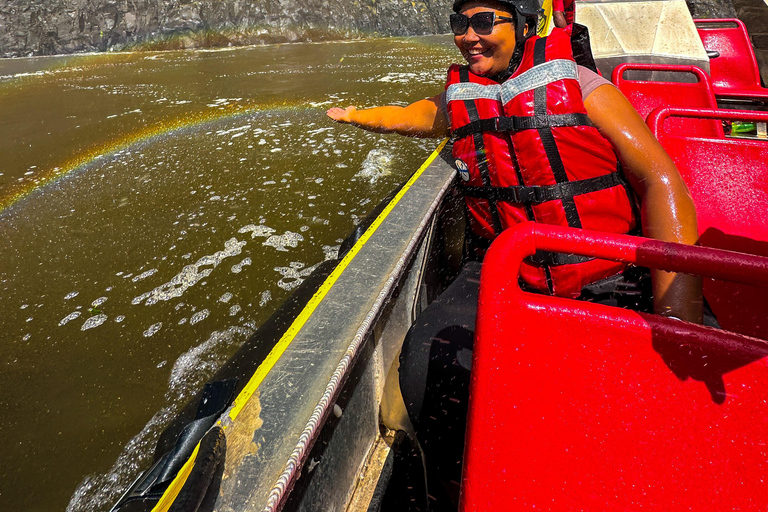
(649, 107), (768, 340)
(462, 223), (768, 512)
(612, 63), (723, 137)
(695, 18), (767, 99)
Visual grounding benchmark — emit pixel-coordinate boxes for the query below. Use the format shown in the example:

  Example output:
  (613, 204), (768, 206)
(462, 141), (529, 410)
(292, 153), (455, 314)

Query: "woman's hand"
(324, 95), (449, 138)
(326, 106), (357, 124)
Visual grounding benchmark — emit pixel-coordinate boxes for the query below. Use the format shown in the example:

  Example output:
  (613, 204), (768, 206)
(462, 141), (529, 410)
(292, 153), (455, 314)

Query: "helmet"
(452, 0), (540, 17)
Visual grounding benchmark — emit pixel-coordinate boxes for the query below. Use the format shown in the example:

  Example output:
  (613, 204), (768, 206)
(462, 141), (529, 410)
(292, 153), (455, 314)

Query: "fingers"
(326, 106), (356, 123)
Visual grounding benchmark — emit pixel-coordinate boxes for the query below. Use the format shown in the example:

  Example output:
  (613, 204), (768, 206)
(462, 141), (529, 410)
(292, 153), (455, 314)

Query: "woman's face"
(454, 1), (518, 77)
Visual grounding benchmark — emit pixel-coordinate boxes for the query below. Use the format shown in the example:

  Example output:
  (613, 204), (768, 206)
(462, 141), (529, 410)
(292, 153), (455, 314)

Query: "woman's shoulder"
(577, 65), (614, 100)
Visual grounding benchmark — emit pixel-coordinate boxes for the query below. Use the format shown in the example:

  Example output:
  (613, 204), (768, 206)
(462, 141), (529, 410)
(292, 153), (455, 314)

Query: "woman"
(329, 0), (702, 322)
(329, 0), (703, 506)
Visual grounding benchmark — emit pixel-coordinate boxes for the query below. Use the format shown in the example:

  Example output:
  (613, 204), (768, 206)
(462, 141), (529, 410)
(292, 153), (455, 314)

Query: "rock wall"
(0, 0), (741, 58)
(0, 0), (451, 57)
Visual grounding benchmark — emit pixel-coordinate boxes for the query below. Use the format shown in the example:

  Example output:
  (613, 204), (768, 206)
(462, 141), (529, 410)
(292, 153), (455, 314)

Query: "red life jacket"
(446, 28), (638, 297)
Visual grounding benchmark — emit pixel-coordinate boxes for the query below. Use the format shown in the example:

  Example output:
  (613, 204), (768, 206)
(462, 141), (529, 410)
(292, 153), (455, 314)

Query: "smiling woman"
(326, 0), (704, 507)
(451, 2), (520, 77)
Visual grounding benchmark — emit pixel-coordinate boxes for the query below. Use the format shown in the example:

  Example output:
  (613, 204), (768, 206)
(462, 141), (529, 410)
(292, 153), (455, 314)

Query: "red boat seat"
(612, 63), (723, 138)
(695, 18), (768, 102)
(648, 107), (768, 340)
(462, 223), (768, 511)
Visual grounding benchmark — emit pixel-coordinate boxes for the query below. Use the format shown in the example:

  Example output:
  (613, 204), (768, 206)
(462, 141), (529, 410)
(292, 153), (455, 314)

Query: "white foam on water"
(238, 224), (275, 238)
(275, 261), (319, 291)
(115, 316), (125, 323)
(259, 290), (271, 307)
(215, 124), (251, 136)
(64, 291), (79, 300)
(263, 231), (303, 252)
(229, 304), (241, 316)
(92, 297), (108, 307)
(231, 257), (252, 274)
(143, 322), (163, 337)
(219, 292), (233, 303)
(59, 311), (81, 326)
(323, 245), (340, 261)
(132, 268), (158, 282)
(81, 314), (108, 331)
(132, 238), (246, 306)
(355, 148), (393, 184)
(190, 310), (209, 325)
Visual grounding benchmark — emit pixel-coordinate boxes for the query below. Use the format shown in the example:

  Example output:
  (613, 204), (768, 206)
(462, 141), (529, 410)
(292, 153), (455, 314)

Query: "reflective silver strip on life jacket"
(446, 82), (502, 103)
(500, 59), (578, 105)
(445, 59), (579, 106)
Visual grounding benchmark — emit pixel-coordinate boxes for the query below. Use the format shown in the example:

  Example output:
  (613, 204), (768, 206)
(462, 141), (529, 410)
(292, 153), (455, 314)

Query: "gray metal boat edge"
(211, 142), (457, 512)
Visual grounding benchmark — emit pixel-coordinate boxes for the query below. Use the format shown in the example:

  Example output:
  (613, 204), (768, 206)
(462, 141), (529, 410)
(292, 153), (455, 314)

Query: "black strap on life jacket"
(460, 66), (504, 235)
(461, 172), (625, 205)
(451, 113), (592, 141)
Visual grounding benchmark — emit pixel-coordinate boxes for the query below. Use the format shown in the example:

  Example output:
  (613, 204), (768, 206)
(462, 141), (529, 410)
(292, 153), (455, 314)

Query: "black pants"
(398, 263), (718, 509)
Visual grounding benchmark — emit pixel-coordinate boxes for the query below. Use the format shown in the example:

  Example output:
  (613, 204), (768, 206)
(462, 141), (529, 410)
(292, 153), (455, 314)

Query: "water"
(0, 36), (458, 512)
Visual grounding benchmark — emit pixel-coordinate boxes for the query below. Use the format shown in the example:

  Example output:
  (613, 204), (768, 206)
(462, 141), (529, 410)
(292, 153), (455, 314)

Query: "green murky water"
(0, 36), (458, 512)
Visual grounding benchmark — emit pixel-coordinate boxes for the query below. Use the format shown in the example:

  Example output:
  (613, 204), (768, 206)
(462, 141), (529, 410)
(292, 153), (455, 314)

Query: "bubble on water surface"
(275, 261), (319, 291)
(132, 269), (158, 282)
(132, 238), (246, 306)
(190, 310), (209, 325)
(143, 322), (163, 337)
(115, 316), (125, 323)
(81, 314), (108, 331)
(92, 297), (108, 307)
(59, 311), (82, 326)
(64, 291), (79, 300)
(263, 231), (303, 252)
(323, 245), (340, 261)
(231, 257), (251, 274)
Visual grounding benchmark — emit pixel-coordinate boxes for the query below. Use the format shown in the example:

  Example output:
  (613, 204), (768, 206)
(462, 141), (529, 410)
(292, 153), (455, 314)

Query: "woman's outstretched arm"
(585, 84), (703, 324)
(327, 94), (450, 138)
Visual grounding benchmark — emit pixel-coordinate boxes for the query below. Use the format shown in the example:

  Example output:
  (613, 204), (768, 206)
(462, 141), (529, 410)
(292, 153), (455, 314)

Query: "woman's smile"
(454, 1), (518, 77)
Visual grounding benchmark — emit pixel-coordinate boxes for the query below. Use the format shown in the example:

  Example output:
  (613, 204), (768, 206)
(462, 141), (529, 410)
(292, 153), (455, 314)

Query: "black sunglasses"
(450, 12), (515, 36)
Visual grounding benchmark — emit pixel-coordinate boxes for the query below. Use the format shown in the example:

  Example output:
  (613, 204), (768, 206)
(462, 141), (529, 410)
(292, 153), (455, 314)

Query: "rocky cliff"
(0, 0), (739, 58)
(0, 0), (451, 57)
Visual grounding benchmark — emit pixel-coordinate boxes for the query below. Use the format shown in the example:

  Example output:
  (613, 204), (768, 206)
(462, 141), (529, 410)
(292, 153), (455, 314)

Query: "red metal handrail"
(647, 106), (768, 135)
(493, 222), (768, 289)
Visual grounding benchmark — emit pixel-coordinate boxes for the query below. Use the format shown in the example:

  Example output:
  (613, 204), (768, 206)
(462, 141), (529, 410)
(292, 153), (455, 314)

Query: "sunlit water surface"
(0, 36), (458, 512)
